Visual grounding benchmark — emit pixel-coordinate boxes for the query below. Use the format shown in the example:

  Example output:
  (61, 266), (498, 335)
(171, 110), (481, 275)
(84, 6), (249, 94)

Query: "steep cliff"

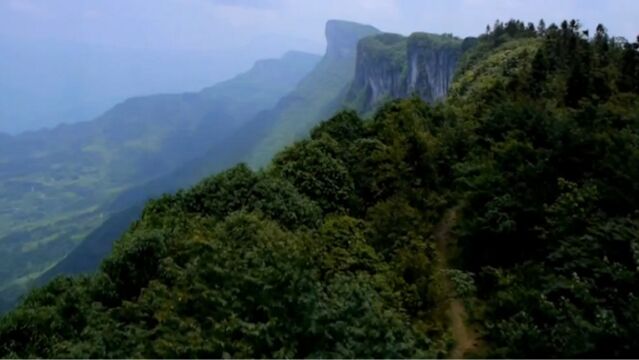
(346, 32), (463, 112)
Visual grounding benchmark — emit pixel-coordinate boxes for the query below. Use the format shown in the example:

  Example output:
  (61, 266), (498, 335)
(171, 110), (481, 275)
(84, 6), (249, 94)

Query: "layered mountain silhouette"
(1, 19), (473, 311)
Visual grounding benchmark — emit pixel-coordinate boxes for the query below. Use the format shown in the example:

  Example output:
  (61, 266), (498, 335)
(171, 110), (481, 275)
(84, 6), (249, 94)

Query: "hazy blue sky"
(2, 0), (636, 51)
(1, 0), (637, 133)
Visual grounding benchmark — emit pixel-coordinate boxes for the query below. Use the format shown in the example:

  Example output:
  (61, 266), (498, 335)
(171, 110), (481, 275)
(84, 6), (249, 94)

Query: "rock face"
(346, 32), (463, 112)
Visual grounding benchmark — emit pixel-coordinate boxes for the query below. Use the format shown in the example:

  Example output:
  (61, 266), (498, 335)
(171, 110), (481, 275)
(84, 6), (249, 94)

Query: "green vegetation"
(409, 32), (463, 49)
(358, 33), (408, 68)
(2, 19), (639, 358)
(449, 20), (639, 357)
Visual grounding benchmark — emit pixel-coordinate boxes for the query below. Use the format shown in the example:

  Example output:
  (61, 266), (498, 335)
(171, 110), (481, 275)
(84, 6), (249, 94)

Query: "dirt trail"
(434, 208), (480, 359)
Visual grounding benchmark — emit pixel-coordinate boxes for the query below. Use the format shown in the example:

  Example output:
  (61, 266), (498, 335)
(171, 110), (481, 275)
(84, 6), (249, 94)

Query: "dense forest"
(1, 20), (639, 358)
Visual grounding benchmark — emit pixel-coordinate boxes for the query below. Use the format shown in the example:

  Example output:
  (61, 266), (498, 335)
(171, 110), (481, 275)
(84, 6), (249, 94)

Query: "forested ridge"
(1, 19), (639, 358)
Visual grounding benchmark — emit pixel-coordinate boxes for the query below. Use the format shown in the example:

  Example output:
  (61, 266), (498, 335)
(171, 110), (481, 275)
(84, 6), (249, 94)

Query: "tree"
(537, 19), (546, 35)
(272, 137), (355, 214)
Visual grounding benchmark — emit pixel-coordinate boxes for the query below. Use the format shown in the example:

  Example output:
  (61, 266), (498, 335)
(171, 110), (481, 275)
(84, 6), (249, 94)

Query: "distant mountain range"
(0, 35), (323, 134)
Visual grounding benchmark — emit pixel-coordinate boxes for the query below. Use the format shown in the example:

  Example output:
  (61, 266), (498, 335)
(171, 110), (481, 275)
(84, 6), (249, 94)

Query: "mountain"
(245, 20), (381, 167)
(2, 19), (639, 358)
(0, 51), (320, 310)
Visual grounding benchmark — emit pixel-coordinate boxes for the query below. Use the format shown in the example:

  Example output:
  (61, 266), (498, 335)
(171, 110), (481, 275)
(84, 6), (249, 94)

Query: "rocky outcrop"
(346, 32), (463, 112)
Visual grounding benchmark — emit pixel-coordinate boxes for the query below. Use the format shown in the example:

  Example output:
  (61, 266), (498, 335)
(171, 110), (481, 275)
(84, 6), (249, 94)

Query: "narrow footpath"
(433, 207), (481, 359)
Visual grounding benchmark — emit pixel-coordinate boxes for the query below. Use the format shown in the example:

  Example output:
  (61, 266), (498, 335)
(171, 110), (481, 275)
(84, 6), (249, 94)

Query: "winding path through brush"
(433, 207), (481, 359)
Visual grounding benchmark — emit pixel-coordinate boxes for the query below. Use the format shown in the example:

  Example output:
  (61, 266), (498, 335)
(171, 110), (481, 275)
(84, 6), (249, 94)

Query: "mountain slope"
(34, 109), (279, 286)
(34, 205), (145, 286)
(245, 20), (381, 167)
(0, 51), (320, 310)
